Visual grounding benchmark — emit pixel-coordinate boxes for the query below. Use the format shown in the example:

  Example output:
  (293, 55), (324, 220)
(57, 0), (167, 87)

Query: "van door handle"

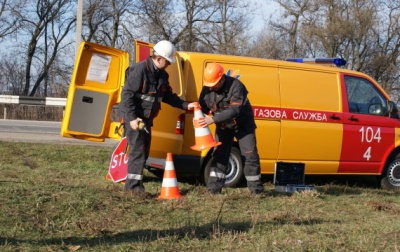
(348, 116), (359, 122)
(329, 114), (341, 120)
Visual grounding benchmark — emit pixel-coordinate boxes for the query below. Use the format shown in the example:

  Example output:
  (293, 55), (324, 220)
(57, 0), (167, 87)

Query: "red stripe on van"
(252, 106), (342, 123)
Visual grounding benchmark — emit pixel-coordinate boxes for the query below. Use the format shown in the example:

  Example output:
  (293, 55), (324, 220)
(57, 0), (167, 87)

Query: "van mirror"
(388, 101), (400, 118)
(369, 103), (385, 115)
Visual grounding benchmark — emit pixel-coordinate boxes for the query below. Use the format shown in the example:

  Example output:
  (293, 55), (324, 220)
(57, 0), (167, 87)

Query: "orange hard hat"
(203, 63), (224, 87)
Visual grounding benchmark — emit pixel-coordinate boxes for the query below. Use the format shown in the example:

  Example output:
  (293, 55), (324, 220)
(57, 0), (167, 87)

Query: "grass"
(0, 141), (400, 251)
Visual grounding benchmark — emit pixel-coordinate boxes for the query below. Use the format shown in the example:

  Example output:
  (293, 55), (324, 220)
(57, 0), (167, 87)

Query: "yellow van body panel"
(278, 120), (342, 173)
(256, 120), (281, 173)
(279, 68), (342, 112)
(276, 67), (343, 173)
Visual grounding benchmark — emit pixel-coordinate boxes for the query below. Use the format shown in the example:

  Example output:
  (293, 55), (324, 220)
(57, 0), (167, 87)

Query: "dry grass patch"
(0, 142), (399, 251)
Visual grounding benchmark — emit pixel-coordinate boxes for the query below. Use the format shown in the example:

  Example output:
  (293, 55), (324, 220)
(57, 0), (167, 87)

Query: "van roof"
(177, 51), (367, 77)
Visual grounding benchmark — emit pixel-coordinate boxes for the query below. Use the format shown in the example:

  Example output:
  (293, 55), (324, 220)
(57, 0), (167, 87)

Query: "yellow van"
(61, 41), (400, 191)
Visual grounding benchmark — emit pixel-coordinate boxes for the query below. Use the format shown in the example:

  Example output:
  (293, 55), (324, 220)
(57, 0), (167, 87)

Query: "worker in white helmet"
(119, 40), (197, 193)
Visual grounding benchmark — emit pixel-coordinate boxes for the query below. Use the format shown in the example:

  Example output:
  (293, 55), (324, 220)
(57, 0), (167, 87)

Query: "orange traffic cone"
(157, 152), (183, 200)
(191, 102), (221, 151)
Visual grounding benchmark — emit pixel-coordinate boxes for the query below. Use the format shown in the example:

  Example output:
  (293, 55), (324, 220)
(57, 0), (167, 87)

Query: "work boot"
(251, 189), (264, 195)
(124, 185), (145, 193)
(248, 181), (264, 195)
(208, 189), (222, 195)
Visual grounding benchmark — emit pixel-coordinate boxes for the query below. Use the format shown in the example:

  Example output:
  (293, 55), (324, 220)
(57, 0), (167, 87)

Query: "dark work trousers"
(124, 124), (152, 192)
(207, 126), (264, 193)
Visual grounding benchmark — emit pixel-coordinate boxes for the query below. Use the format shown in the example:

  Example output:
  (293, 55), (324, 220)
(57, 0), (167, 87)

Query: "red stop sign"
(108, 137), (128, 182)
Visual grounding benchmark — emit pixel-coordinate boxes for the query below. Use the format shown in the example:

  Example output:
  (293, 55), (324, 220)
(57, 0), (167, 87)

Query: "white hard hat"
(153, 40), (176, 63)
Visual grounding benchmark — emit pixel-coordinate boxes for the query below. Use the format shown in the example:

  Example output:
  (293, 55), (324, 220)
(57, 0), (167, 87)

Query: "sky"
(251, 0), (280, 31)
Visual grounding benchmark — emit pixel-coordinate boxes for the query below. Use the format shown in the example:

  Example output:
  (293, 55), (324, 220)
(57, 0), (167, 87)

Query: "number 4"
(363, 146), (372, 161)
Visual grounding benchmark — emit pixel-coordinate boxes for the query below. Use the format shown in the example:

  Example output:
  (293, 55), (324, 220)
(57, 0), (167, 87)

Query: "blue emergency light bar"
(286, 58), (347, 67)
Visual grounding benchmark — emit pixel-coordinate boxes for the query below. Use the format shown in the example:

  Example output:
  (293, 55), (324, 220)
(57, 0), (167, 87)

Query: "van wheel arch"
(381, 151), (400, 192)
(202, 145), (245, 188)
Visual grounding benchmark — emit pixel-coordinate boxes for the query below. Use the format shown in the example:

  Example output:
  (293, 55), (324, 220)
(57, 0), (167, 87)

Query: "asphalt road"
(0, 119), (117, 147)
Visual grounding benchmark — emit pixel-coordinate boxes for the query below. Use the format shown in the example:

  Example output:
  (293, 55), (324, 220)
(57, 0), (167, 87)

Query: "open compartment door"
(61, 41), (129, 142)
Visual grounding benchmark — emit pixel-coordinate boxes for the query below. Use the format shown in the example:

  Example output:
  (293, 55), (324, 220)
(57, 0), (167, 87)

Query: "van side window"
(344, 76), (388, 116)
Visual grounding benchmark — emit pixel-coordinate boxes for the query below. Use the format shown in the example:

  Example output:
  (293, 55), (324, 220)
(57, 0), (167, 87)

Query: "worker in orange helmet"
(197, 63), (264, 195)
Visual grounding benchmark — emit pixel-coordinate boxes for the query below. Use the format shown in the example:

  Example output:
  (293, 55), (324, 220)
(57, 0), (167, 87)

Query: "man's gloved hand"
(129, 118), (142, 131)
(204, 115), (214, 125)
(195, 115), (214, 128)
(187, 102), (198, 110)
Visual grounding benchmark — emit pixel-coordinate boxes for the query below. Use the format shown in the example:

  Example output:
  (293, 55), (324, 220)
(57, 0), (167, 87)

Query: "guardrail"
(0, 95), (67, 119)
(0, 95), (67, 106)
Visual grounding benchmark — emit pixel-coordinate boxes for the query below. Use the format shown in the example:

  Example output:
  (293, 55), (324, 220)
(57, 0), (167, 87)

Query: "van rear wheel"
(203, 147), (244, 188)
(381, 154), (400, 192)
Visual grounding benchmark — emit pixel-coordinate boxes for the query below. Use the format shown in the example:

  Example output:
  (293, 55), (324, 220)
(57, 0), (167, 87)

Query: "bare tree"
(341, 0), (378, 71)
(81, 0), (137, 50)
(0, 58), (25, 95)
(0, 0), (23, 41)
(368, 1), (400, 99)
(18, 0), (75, 96)
(177, 0), (216, 51)
(131, 0), (254, 54)
(270, 0), (316, 57)
(246, 31), (287, 59)
(250, 0), (400, 101)
(306, 0), (400, 97)
(132, 0), (180, 43)
(81, 0), (113, 43)
(198, 0), (253, 55)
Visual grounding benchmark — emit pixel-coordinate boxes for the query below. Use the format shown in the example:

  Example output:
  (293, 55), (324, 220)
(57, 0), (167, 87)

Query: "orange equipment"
(203, 63), (224, 87)
(190, 102), (221, 151)
(157, 152), (183, 199)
